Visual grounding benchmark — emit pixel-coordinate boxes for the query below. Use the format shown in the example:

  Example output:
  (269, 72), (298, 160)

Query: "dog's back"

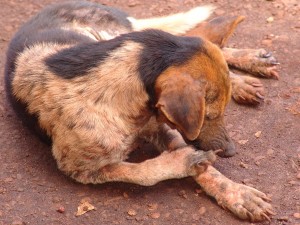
(5, 1), (134, 141)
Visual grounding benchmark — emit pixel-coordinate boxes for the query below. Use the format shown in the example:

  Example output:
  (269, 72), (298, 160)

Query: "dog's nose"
(217, 139), (236, 158)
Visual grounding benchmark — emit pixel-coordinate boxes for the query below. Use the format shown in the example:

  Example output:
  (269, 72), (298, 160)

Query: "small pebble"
(199, 206), (206, 215)
(56, 207), (65, 213)
(255, 131), (262, 138)
(267, 16), (274, 23)
(238, 140), (249, 145)
(149, 212), (160, 219)
(293, 212), (300, 219)
(127, 209), (137, 216)
(240, 162), (249, 169)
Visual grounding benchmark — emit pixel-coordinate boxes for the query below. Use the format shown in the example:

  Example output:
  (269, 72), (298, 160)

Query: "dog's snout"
(217, 138), (236, 157)
(191, 119), (236, 158)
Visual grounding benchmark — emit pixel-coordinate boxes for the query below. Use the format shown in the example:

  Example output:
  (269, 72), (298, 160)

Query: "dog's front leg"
(223, 47), (279, 79)
(139, 117), (188, 152)
(194, 165), (275, 222)
(98, 147), (216, 186)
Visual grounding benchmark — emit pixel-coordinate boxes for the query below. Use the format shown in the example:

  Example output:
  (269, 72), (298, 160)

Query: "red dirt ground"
(0, 0), (299, 224)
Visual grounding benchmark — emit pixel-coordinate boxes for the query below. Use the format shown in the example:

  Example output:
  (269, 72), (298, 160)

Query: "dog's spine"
(128, 5), (215, 35)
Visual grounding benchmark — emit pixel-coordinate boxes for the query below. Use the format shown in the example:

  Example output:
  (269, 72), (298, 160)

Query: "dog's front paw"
(245, 49), (279, 79)
(231, 73), (265, 105)
(224, 48), (280, 79)
(215, 181), (275, 222)
(194, 166), (275, 222)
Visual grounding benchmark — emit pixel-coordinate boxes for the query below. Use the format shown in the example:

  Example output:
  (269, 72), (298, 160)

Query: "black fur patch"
(130, 30), (206, 105)
(45, 30), (206, 105)
(45, 39), (125, 78)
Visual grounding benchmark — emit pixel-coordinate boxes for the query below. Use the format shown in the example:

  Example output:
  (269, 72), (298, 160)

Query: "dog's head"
(155, 39), (235, 157)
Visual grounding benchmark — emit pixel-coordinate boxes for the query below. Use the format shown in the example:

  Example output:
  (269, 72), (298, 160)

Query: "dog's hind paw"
(224, 48), (280, 79)
(230, 73), (265, 105)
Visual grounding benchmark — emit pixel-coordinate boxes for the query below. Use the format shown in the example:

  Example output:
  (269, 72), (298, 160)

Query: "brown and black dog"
(5, 1), (278, 222)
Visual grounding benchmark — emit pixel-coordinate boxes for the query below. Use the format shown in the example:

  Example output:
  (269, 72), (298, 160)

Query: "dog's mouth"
(190, 137), (236, 158)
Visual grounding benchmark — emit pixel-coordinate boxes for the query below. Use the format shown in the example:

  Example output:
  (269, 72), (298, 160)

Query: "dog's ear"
(155, 73), (206, 141)
(185, 16), (245, 48)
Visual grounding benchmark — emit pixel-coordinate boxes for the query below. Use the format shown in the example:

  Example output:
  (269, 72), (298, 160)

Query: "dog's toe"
(231, 75), (265, 105)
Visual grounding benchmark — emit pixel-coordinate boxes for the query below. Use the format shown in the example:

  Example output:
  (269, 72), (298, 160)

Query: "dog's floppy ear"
(155, 73), (206, 141)
(185, 15), (245, 48)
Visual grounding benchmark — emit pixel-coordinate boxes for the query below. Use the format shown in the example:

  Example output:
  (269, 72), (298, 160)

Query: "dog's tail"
(128, 5), (215, 35)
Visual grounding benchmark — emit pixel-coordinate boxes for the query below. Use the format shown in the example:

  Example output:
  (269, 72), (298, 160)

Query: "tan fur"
(13, 38), (218, 184)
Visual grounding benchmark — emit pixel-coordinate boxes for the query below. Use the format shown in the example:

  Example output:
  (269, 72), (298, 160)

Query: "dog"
(4, 1), (277, 222)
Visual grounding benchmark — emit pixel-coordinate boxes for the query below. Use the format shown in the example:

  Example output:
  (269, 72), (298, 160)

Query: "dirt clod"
(293, 213), (300, 219)
(56, 206), (65, 213)
(149, 212), (160, 219)
(127, 209), (137, 216)
(239, 162), (249, 169)
(238, 139), (248, 145)
(76, 201), (95, 216)
(254, 131), (262, 138)
(199, 206), (206, 215)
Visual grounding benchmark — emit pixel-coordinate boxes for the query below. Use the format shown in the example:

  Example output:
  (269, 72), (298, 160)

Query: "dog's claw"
(252, 82), (263, 87)
(256, 92), (264, 99)
(261, 51), (272, 58)
(262, 213), (271, 222)
(271, 61), (280, 65)
(266, 209), (276, 215)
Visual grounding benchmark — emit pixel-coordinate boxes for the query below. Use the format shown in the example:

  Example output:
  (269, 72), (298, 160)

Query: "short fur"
(5, 1), (275, 222)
